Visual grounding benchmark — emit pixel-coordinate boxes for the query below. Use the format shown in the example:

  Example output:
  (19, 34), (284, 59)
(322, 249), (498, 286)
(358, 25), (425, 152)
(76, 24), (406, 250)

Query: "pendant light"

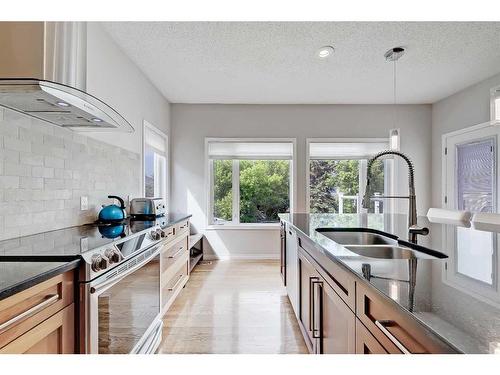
(385, 47), (405, 151)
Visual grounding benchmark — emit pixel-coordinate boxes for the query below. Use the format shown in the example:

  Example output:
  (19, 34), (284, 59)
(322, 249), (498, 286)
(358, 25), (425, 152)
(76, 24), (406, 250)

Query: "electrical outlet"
(80, 196), (88, 211)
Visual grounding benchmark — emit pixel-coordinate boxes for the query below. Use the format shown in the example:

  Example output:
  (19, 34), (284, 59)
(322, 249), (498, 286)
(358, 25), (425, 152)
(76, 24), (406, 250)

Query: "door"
(443, 124), (500, 305)
(299, 251), (319, 350)
(314, 277), (356, 354)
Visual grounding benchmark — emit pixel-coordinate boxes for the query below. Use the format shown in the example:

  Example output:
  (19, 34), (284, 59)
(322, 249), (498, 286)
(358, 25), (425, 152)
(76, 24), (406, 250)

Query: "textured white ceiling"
(101, 22), (500, 104)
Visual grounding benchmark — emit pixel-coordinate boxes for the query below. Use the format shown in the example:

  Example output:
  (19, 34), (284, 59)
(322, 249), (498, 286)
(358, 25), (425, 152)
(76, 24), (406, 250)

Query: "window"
(307, 140), (392, 214)
(143, 121), (168, 202)
(207, 139), (294, 225)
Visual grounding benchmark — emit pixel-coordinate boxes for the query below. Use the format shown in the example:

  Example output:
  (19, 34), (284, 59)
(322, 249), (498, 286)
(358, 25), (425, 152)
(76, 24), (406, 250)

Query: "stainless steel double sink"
(316, 229), (447, 260)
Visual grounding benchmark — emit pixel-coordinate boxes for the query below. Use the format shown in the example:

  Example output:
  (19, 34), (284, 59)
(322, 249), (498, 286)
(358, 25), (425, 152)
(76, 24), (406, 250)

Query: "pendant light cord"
(393, 57), (397, 127)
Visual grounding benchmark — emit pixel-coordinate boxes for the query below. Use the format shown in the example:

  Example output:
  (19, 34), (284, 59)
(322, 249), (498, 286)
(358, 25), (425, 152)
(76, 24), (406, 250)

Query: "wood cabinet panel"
(0, 303), (75, 354)
(299, 251), (319, 352)
(318, 279), (355, 354)
(356, 282), (456, 354)
(0, 271), (74, 349)
(356, 319), (387, 354)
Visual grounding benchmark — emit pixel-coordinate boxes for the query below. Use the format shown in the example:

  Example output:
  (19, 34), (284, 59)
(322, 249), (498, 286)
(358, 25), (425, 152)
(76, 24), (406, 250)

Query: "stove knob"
(104, 248), (122, 264)
(159, 229), (166, 238)
(150, 230), (161, 241)
(91, 254), (109, 272)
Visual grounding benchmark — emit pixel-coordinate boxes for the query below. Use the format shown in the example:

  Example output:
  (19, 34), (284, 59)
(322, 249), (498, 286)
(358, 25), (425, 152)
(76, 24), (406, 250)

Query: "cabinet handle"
(375, 320), (411, 354)
(168, 274), (184, 291)
(309, 276), (319, 331)
(168, 246), (185, 259)
(0, 294), (59, 333)
(312, 280), (323, 340)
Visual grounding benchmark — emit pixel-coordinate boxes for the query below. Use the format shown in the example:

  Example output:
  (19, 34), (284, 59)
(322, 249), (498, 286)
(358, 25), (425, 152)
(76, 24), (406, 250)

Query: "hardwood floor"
(157, 259), (308, 354)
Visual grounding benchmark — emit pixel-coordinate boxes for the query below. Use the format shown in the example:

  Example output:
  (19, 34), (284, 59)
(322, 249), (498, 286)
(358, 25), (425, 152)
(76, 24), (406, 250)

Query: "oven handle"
(90, 245), (161, 294)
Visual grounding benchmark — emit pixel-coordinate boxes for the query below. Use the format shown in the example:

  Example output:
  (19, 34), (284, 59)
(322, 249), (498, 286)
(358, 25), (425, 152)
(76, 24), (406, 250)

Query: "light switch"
(80, 196), (88, 210)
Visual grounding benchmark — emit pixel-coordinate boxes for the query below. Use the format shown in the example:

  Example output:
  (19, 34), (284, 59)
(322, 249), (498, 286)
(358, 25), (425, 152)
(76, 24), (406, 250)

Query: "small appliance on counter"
(130, 198), (166, 218)
(98, 195), (127, 223)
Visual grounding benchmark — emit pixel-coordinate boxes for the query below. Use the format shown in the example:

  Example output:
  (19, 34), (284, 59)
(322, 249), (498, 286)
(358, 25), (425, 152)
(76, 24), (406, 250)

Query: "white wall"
(431, 72), (500, 208)
(171, 104), (432, 259)
(85, 23), (171, 156)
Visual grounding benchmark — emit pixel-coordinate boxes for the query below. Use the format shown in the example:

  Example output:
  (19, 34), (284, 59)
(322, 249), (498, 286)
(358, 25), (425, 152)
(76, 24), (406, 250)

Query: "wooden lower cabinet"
(0, 270), (76, 354)
(299, 250), (355, 354)
(0, 304), (74, 354)
(356, 319), (387, 354)
(317, 278), (355, 354)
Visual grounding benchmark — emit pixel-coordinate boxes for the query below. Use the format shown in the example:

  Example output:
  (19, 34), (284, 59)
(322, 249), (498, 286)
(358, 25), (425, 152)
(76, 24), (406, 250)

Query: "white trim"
(142, 120), (169, 204)
(205, 137), (297, 228)
(491, 85), (500, 123)
(305, 137), (391, 214)
(206, 224), (280, 231)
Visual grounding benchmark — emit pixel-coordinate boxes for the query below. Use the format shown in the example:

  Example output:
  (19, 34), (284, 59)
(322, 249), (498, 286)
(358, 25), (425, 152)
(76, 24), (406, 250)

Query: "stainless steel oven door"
(85, 244), (162, 354)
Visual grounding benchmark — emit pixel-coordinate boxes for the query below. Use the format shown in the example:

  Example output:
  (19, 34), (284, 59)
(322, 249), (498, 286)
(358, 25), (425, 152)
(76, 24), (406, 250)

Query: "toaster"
(130, 198), (166, 218)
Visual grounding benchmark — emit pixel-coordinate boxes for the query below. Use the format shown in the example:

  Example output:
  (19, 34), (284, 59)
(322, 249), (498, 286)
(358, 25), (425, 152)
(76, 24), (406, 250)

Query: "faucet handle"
(408, 225), (429, 236)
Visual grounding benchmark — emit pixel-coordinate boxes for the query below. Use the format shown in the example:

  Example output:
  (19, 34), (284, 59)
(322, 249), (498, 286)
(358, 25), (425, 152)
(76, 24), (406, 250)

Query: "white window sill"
(206, 224), (280, 231)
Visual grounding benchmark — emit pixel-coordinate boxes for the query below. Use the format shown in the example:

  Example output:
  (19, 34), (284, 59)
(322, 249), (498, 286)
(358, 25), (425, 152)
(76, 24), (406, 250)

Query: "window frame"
(305, 138), (394, 214)
(205, 138), (297, 229)
(142, 120), (169, 203)
(491, 85), (500, 123)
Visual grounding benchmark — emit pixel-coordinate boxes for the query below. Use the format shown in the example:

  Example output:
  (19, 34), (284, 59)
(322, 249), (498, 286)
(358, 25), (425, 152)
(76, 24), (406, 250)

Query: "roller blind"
(208, 141), (294, 160)
(309, 141), (389, 160)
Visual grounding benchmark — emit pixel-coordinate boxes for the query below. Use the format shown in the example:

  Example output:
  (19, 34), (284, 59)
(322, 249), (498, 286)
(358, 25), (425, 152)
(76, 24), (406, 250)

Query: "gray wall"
(0, 108), (140, 240)
(431, 72), (500, 207)
(171, 104), (432, 259)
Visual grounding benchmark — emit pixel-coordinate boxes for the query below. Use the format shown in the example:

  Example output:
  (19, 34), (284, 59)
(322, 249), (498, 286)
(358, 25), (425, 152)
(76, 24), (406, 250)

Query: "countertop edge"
(0, 259), (81, 301)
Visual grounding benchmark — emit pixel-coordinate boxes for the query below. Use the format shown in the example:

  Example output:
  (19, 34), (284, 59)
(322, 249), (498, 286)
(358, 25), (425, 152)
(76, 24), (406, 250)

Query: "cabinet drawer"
(0, 270), (74, 349)
(356, 282), (456, 354)
(176, 220), (189, 235)
(161, 258), (188, 311)
(161, 237), (188, 272)
(298, 236), (355, 311)
(0, 303), (75, 354)
(356, 319), (387, 354)
(162, 225), (176, 243)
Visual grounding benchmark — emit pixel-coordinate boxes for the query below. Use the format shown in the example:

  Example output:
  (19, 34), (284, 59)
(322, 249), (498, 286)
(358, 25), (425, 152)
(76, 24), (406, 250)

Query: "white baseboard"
(203, 253), (279, 261)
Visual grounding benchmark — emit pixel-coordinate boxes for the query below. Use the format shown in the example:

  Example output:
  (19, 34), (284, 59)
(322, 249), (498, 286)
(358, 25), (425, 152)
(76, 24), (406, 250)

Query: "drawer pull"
(168, 275), (184, 291)
(375, 320), (410, 354)
(0, 294), (59, 333)
(168, 247), (185, 259)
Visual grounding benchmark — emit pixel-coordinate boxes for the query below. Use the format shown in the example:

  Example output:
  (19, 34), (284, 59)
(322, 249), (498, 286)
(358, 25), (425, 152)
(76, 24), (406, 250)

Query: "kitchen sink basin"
(316, 230), (397, 246)
(344, 245), (440, 260)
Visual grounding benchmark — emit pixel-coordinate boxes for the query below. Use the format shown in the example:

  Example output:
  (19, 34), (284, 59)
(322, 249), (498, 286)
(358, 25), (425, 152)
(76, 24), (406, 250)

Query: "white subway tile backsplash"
(0, 108), (140, 240)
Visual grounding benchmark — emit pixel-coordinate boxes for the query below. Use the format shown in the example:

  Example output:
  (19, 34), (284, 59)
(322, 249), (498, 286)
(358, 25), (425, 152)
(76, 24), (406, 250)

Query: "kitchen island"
(280, 213), (500, 354)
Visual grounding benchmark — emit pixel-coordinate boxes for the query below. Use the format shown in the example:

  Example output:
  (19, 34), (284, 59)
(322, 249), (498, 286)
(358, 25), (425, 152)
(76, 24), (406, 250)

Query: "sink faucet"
(362, 150), (428, 243)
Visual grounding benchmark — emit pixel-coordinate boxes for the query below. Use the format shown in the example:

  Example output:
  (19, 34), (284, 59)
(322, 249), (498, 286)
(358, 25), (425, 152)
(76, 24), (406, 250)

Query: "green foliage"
(310, 159), (384, 214)
(213, 160), (290, 223)
(213, 160), (232, 221)
(239, 160), (290, 223)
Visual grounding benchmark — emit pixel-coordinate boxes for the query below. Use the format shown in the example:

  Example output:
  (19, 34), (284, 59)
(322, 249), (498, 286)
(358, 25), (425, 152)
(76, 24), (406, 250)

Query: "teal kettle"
(98, 195), (127, 223)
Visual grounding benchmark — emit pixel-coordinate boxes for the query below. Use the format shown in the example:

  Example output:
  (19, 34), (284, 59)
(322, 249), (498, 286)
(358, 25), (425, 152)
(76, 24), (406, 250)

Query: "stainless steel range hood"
(0, 22), (133, 132)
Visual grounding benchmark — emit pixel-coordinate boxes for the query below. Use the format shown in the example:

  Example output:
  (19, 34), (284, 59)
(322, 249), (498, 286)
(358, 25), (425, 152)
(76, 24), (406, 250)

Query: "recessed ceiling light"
(317, 46), (334, 59)
(91, 118), (103, 123)
(56, 101), (70, 107)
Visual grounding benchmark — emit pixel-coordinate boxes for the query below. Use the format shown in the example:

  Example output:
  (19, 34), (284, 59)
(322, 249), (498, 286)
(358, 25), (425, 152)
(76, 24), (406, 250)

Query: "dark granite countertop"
(280, 213), (500, 354)
(0, 259), (80, 301)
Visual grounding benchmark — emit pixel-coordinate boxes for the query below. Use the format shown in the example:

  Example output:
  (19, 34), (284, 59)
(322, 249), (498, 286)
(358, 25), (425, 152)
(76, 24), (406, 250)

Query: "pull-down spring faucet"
(362, 150), (428, 243)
